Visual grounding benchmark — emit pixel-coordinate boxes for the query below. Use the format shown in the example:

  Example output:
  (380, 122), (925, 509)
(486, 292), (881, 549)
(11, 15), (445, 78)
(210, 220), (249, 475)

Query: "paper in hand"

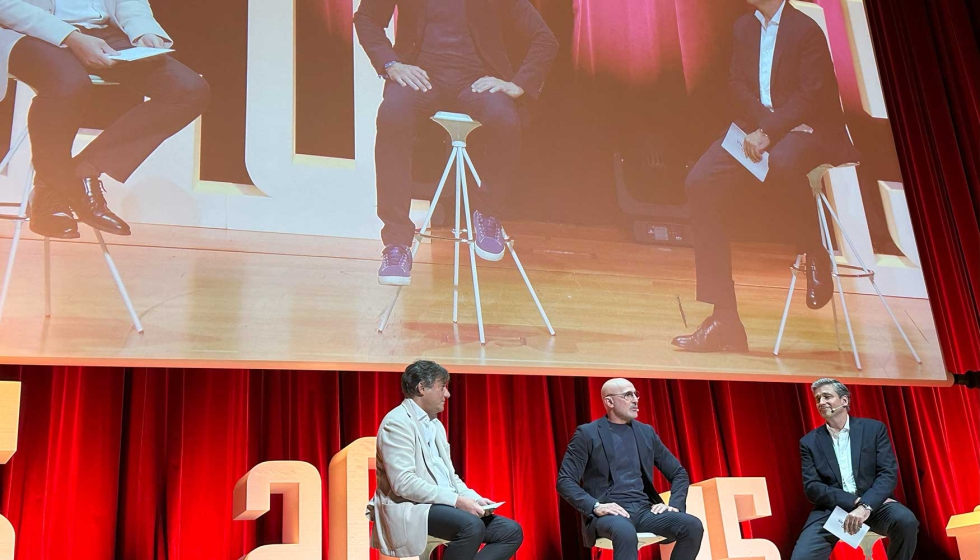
(109, 47), (174, 62)
(721, 123), (769, 182)
(823, 506), (870, 548)
(481, 501), (505, 511)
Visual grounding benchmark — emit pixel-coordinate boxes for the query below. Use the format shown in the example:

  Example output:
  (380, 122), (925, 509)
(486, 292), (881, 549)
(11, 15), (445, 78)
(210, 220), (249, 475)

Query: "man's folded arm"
(502, 0), (558, 99)
(651, 431), (689, 512)
(353, 0), (399, 75)
(859, 423), (898, 510)
(556, 427), (600, 515)
(758, 24), (832, 142)
(728, 20), (771, 130)
(379, 421), (459, 507)
(801, 440), (858, 511)
(0, 0), (78, 46)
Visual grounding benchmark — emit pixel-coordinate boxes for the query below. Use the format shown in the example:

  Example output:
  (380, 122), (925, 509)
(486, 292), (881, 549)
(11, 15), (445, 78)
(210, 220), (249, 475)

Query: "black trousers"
(427, 504), (523, 560)
(790, 501), (919, 560)
(374, 75), (521, 247)
(8, 26), (210, 190)
(593, 503), (704, 560)
(684, 132), (832, 308)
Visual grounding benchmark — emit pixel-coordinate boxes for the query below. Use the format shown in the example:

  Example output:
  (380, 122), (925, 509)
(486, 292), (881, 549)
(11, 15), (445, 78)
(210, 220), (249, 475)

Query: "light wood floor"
(0, 221), (948, 385)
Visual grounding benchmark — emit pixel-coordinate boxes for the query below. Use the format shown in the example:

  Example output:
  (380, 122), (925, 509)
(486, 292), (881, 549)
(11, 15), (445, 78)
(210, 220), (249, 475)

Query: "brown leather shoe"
(671, 316), (749, 353)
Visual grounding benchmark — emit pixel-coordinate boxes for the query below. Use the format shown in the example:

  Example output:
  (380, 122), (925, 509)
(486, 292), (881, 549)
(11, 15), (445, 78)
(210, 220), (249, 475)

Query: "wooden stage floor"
(0, 221), (948, 385)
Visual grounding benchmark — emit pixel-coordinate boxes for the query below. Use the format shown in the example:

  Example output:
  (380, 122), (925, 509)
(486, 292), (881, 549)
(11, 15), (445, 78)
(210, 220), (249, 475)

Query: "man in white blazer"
(367, 360), (523, 560)
(0, 0), (209, 239)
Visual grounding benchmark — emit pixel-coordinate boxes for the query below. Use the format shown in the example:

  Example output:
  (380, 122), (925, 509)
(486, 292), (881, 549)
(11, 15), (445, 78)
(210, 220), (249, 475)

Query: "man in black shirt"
(354, 0), (558, 286)
(557, 378), (704, 560)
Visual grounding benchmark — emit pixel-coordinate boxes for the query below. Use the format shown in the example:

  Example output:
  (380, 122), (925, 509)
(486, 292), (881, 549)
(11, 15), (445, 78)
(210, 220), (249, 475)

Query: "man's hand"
(63, 30), (118, 69)
(593, 503), (630, 518)
(844, 506), (871, 535)
(386, 63), (432, 92)
(650, 504), (679, 515)
(135, 34), (167, 48)
(455, 496), (486, 517)
(470, 76), (523, 99)
(743, 129), (771, 163)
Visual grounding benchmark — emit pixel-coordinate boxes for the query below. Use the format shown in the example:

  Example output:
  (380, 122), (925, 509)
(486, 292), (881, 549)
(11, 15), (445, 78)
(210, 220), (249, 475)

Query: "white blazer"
(0, 0), (171, 101)
(366, 399), (483, 558)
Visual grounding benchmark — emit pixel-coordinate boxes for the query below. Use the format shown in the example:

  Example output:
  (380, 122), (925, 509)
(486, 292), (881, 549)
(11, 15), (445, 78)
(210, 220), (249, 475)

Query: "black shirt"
(607, 422), (649, 506)
(415, 0), (488, 83)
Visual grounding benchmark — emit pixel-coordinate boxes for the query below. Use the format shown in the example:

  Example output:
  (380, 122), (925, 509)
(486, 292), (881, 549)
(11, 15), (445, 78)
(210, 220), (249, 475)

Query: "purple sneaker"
(378, 244), (412, 286)
(473, 210), (505, 261)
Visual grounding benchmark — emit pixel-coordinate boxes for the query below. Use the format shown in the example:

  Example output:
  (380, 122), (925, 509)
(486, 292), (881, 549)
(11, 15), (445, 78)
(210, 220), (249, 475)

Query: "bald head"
(601, 378), (639, 423)
(601, 378), (632, 398)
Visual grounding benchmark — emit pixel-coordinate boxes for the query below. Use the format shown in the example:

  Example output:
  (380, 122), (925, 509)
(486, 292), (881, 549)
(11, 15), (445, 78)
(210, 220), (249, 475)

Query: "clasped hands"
(842, 497), (895, 535)
(385, 63), (524, 98)
(593, 502), (678, 518)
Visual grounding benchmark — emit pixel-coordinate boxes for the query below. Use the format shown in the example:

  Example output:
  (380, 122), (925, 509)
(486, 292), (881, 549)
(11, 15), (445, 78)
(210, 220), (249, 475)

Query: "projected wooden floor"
(0, 221), (947, 384)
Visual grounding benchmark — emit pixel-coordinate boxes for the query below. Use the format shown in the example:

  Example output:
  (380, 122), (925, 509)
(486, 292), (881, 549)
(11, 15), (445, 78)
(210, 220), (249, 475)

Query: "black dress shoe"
(26, 186), (80, 239)
(805, 250), (834, 310)
(671, 315), (749, 353)
(66, 176), (131, 236)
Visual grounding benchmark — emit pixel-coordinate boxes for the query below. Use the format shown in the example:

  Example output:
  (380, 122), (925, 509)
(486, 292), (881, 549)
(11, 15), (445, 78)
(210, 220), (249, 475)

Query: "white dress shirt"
(410, 400), (456, 491)
(827, 416), (858, 494)
(754, 0), (787, 110)
(54, 0), (110, 29)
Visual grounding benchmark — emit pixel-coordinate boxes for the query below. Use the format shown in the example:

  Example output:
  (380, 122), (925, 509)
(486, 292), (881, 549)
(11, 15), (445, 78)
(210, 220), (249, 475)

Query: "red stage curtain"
(0, 367), (977, 560)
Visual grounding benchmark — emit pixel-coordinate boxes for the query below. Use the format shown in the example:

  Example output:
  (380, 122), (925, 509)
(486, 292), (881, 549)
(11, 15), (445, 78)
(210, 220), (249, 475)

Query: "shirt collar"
(827, 415), (850, 436)
(409, 399), (432, 422)
(754, 0), (787, 30)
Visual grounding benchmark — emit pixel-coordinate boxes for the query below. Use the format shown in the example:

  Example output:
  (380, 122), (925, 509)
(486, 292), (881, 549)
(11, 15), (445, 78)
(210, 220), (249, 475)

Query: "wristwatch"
(384, 60), (400, 70)
(859, 503), (873, 512)
(592, 502), (600, 514)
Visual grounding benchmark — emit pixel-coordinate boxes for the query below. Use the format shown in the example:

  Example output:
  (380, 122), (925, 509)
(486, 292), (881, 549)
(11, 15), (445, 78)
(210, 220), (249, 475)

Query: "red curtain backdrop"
(0, 367), (977, 560)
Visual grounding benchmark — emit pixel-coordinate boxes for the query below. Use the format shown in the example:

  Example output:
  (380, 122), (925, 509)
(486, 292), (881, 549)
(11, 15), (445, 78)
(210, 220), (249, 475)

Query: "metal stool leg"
(452, 147), (463, 323)
(774, 254), (801, 356)
(377, 148), (459, 333)
(461, 149), (555, 335)
(94, 230), (143, 333)
(820, 193), (921, 363)
(817, 199), (843, 350)
(816, 195), (861, 369)
(458, 147), (485, 345)
(0, 160), (35, 322)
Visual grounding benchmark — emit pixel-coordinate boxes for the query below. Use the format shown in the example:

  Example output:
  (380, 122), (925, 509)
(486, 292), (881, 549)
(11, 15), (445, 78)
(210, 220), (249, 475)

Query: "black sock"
(712, 302), (740, 322)
(74, 160), (100, 180)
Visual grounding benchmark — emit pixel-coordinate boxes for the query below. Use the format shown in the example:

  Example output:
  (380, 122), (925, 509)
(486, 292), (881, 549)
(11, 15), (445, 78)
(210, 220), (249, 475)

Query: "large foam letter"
(233, 461), (323, 560)
(947, 506), (980, 560)
(0, 381), (21, 560)
(328, 437), (377, 560)
(699, 478), (780, 560)
(660, 486), (713, 560)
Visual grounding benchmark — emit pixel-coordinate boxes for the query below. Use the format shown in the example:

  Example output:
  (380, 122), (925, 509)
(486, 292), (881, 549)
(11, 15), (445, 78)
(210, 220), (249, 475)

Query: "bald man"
(556, 379), (703, 560)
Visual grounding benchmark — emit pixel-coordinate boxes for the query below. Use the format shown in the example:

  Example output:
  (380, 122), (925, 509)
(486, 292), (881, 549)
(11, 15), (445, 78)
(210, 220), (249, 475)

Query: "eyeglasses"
(609, 390), (640, 401)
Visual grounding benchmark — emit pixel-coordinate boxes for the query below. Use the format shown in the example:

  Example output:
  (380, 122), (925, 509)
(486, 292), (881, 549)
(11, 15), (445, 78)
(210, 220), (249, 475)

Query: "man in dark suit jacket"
(556, 378), (703, 560)
(792, 378), (918, 560)
(353, 0), (558, 286)
(672, 0), (860, 352)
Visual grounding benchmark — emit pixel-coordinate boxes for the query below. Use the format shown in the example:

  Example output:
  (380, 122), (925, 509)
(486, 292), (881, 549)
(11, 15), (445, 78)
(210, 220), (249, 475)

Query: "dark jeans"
(8, 26), (210, 190)
(684, 132), (832, 308)
(427, 504), (523, 560)
(593, 502), (704, 560)
(374, 75), (521, 246)
(790, 501), (919, 560)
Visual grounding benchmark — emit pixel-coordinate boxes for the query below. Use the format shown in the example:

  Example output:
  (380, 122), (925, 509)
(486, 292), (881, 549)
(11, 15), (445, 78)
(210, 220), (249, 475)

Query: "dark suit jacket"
(353, 0), (558, 100)
(728, 3), (858, 164)
(556, 417), (690, 547)
(799, 417), (898, 526)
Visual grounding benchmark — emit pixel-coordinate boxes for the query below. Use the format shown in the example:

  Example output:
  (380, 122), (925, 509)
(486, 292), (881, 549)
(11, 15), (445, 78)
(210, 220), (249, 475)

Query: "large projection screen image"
(0, 0), (947, 384)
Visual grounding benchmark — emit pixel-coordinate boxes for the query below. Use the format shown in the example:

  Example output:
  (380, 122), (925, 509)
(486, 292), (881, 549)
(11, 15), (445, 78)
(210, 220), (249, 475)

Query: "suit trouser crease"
(593, 505), (704, 560)
(374, 76), (521, 246)
(426, 504), (523, 560)
(7, 27), (209, 189)
(684, 132), (833, 307)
